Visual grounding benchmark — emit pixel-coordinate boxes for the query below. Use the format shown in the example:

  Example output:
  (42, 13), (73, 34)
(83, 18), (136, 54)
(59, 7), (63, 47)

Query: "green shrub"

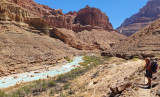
(53, 64), (56, 66)
(49, 89), (55, 96)
(64, 83), (70, 90)
(103, 56), (111, 60)
(48, 80), (56, 87)
(60, 93), (70, 97)
(64, 57), (73, 63)
(0, 90), (7, 97)
(133, 58), (140, 61)
(79, 62), (88, 66)
(80, 56), (103, 67)
(42, 83), (48, 91)
(68, 89), (74, 95)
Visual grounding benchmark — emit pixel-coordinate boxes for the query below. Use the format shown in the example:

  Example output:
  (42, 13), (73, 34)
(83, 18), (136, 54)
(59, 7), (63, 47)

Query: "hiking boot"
(144, 83), (149, 86)
(145, 86), (151, 89)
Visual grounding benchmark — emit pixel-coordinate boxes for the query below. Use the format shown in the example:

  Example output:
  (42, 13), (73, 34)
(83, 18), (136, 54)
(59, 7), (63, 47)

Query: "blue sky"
(34, 0), (148, 29)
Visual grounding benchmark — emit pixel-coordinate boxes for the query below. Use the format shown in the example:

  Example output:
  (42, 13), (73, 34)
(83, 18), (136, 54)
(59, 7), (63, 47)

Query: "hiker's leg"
(147, 77), (151, 86)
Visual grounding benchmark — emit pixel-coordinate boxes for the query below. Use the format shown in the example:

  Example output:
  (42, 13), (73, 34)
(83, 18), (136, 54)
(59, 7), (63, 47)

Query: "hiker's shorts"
(145, 70), (152, 78)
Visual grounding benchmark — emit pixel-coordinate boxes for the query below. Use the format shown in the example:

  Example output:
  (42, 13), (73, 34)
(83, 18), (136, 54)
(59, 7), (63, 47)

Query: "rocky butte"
(73, 5), (113, 32)
(117, 0), (160, 36)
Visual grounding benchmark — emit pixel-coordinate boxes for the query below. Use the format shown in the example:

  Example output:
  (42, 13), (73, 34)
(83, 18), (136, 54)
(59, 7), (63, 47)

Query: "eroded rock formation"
(73, 5), (113, 32)
(76, 29), (126, 50)
(7, 0), (73, 29)
(51, 28), (99, 50)
(6, 0), (114, 32)
(117, 0), (160, 36)
(0, 1), (47, 31)
(106, 18), (160, 59)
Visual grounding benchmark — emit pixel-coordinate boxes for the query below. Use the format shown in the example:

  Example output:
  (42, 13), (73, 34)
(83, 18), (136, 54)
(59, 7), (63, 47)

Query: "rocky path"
(136, 77), (152, 97)
(137, 88), (151, 97)
(121, 65), (160, 97)
(67, 57), (145, 97)
(132, 73), (160, 97)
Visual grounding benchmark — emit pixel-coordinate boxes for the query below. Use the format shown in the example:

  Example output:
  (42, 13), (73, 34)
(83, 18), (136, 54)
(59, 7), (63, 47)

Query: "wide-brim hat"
(145, 57), (150, 60)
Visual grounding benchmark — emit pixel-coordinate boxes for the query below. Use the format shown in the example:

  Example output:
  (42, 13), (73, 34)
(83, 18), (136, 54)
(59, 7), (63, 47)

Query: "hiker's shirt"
(145, 62), (153, 78)
(145, 62), (151, 71)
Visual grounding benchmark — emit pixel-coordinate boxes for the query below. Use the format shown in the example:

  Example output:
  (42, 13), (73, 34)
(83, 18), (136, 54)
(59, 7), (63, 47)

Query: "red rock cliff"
(9, 0), (73, 29)
(73, 5), (113, 32)
(8, 1), (113, 32)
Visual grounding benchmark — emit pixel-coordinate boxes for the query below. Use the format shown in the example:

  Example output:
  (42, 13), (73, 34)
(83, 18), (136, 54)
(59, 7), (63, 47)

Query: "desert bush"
(49, 89), (55, 96)
(103, 56), (111, 60)
(133, 58), (140, 61)
(64, 83), (70, 90)
(0, 90), (7, 97)
(64, 57), (73, 63)
(48, 80), (56, 87)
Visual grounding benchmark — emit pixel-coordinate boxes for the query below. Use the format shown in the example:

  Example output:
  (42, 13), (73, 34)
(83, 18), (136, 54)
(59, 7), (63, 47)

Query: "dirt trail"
(130, 71), (160, 97)
(137, 88), (151, 97)
(123, 65), (160, 97)
(69, 57), (145, 97)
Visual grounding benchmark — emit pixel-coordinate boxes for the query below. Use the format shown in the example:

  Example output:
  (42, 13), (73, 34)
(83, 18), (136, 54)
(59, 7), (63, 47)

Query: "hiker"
(144, 57), (152, 89)
(144, 57), (158, 89)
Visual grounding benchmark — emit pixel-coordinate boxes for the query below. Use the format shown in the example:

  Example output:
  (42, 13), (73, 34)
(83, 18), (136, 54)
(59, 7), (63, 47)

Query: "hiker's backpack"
(150, 60), (159, 73)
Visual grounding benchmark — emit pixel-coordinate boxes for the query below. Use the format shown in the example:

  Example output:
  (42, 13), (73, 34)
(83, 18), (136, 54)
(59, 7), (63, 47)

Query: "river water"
(0, 56), (83, 89)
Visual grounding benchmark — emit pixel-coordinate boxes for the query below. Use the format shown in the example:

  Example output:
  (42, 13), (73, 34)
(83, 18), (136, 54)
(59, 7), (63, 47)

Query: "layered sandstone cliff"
(117, 0), (160, 36)
(8, 0), (73, 29)
(0, 1), (50, 35)
(105, 18), (160, 59)
(7, 0), (114, 32)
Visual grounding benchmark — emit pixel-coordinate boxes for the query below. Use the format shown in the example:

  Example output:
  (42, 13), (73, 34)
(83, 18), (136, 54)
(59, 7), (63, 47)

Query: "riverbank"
(0, 56), (83, 89)
(0, 55), (107, 97)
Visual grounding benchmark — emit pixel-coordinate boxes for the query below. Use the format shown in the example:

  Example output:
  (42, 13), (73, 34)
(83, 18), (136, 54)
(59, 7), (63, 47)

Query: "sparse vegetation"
(49, 89), (55, 96)
(103, 55), (111, 60)
(64, 83), (70, 90)
(116, 62), (121, 65)
(64, 57), (73, 63)
(133, 58), (140, 61)
(0, 90), (7, 97)
(79, 55), (104, 67)
(1, 55), (108, 97)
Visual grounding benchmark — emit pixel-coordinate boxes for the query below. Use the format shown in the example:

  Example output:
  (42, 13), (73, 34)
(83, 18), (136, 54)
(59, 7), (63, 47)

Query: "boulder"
(110, 83), (132, 97)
